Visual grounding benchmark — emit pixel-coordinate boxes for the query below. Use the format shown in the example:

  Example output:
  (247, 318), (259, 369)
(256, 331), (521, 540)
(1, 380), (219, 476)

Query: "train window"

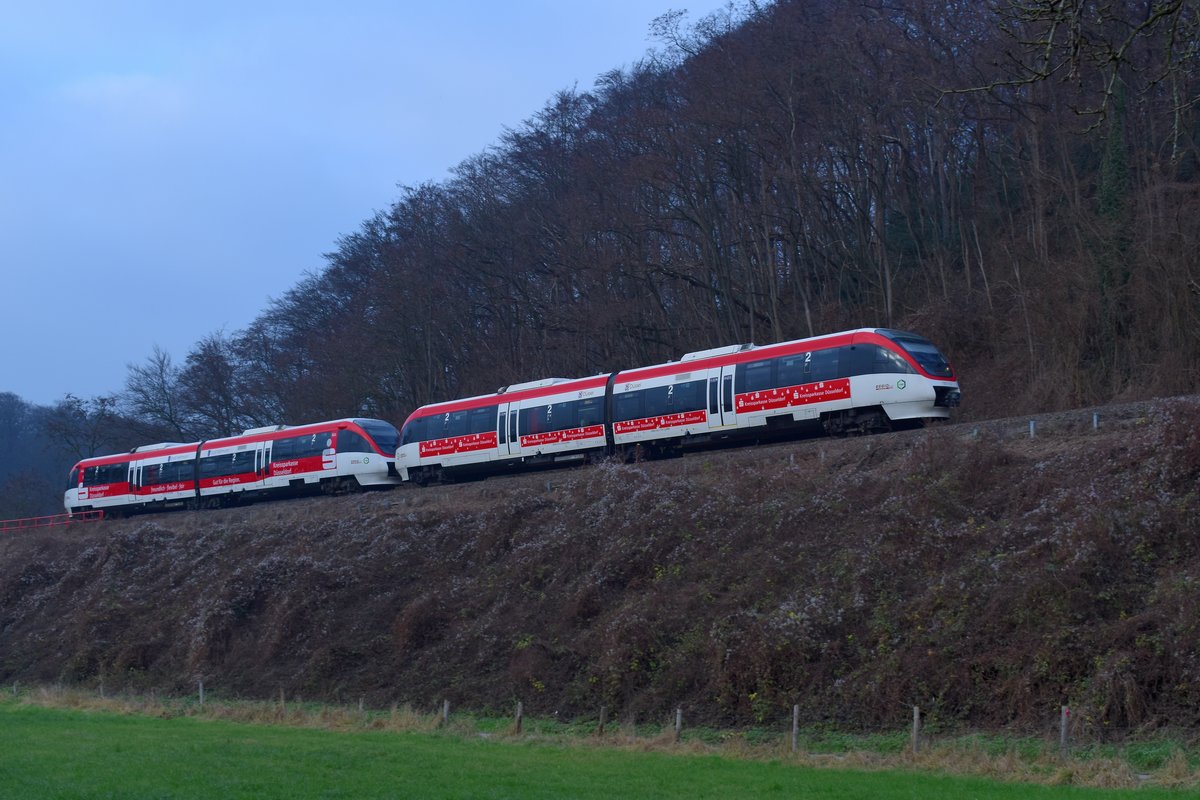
(470, 405), (497, 434)
(577, 397), (604, 427)
(145, 460), (195, 485)
(894, 338), (951, 376)
(520, 400), (588, 434)
(337, 430), (372, 453)
(872, 345), (915, 375)
(641, 386), (672, 418)
(839, 346), (868, 377)
(518, 405), (542, 435)
(167, 460), (194, 483)
(671, 379), (706, 412)
(275, 433), (329, 460)
(272, 437), (294, 460)
(613, 390), (643, 422)
(778, 354), (809, 387)
(446, 410), (471, 438)
(443, 407), (494, 438)
(810, 349), (839, 382)
(67, 467), (80, 490)
(200, 455), (223, 478)
(498, 412), (507, 444)
(201, 452), (251, 478)
(708, 378), (718, 414)
(355, 419), (400, 453)
(84, 462), (128, 486)
(736, 360), (774, 393)
(401, 416), (442, 445)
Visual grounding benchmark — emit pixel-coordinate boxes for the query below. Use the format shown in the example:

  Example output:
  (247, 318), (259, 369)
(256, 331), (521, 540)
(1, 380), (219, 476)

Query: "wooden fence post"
(598, 705), (607, 736)
(674, 708), (682, 743)
(198, 680), (205, 707)
(791, 705), (800, 752)
(911, 706), (920, 754)
(1060, 705), (1070, 756)
(515, 701), (523, 734)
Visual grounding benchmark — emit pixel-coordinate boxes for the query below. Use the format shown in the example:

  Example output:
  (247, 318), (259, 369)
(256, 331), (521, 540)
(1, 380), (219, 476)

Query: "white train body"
(64, 418), (400, 515)
(396, 328), (960, 483)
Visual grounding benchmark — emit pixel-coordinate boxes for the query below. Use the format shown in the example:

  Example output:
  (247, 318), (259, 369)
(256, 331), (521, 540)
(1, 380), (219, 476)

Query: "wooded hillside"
(5, 0), (1199, 515)
(210, 1), (1200, 425)
(60, 1), (1200, 440)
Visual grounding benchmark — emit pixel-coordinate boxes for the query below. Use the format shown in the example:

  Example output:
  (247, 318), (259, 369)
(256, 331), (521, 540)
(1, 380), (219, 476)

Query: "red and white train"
(395, 328), (960, 484)
(63, 328), (959, 512)
(64, 418), (401, 515)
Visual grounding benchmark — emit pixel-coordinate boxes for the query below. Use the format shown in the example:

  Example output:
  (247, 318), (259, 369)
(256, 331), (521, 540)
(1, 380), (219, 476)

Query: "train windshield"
(879, 330), (954, 378)
(355, 419), (401, 454)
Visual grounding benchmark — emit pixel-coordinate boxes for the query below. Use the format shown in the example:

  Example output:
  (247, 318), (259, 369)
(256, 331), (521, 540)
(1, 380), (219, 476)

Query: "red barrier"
(0, 510), (105, 533)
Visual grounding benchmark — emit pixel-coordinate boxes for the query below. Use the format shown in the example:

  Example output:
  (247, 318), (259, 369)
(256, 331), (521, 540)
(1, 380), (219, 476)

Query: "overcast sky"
(1, 1), (730, 407)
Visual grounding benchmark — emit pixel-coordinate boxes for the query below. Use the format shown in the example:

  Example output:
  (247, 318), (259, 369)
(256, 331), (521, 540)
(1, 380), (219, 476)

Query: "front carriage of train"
(335, 418), (403, 487)
(870, 328), (961, 423)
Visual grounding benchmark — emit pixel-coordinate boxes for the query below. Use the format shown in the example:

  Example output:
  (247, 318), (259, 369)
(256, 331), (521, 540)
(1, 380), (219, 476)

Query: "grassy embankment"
(2, 689), (1197, 798)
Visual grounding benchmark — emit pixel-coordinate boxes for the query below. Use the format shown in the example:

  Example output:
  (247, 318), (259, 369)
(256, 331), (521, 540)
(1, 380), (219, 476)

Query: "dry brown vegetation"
(3, 398), (1200, 746)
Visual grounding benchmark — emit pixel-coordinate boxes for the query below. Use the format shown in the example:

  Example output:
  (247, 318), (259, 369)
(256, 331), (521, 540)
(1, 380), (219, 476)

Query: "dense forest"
(5, 0), (1199, 516)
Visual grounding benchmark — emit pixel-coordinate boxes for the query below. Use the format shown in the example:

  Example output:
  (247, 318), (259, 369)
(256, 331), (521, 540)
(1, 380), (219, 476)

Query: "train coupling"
(934, 386), (962, 408)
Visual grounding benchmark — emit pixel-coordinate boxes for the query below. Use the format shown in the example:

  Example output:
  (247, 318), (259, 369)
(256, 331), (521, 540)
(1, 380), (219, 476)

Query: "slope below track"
(2, 397), (1199, 734)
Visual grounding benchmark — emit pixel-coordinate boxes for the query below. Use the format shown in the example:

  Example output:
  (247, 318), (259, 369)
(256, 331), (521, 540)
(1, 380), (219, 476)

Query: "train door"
(707, 365), (739, 430)
(498, 402), (522, 460)
(253, 443), (269, 490)
(130, 463), (142, 502)
(260, 442), (275, 488)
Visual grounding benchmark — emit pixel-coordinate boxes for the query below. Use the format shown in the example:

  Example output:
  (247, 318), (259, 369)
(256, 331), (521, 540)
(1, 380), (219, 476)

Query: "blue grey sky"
(1, 1), (730, 407)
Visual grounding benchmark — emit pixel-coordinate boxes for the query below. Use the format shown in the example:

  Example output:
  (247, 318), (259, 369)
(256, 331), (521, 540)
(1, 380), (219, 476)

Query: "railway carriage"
(396, 375), (613, 485)
(64, 418), (401, 515)
(396, 328), (960, 482)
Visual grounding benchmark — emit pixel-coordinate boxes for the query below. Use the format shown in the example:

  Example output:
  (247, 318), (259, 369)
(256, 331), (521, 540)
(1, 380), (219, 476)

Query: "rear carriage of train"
(64, 442), (196, 514)
(395, 375), (611, 483)
(64, 418), (400, 514)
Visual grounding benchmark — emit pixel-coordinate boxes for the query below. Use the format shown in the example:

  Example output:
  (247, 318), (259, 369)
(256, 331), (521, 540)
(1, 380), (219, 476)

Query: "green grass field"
(0, 698), (1194, 800)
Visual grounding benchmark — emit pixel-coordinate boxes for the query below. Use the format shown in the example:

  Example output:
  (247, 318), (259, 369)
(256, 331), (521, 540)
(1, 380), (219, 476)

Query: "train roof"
(71, 417), (399, 468)
(402, 374), (611, 424)
(614, 328), (878, 382)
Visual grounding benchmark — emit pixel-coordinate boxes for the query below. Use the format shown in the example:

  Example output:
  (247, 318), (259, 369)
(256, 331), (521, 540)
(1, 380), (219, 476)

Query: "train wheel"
(320, 477), (359, 495)
(823, 409), (892, 437)
(410, 466), (445, 486)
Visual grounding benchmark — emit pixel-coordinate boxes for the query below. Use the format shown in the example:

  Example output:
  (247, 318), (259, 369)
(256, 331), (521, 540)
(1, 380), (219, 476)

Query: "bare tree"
(121, 346), (193, 441)
(179, 331), (249, 438)
(41, 394), (123, 459)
